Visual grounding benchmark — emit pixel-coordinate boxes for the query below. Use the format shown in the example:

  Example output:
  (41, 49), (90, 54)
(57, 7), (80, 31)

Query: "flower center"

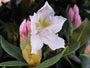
(35, 17), (51, 28)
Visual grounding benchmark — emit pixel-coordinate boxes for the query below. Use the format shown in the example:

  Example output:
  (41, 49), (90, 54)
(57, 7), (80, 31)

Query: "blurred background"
(0, 0), (90, 68)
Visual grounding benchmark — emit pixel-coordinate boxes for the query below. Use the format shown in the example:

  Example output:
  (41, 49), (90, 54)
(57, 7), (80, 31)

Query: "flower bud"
(26, 19), (31, 31)
(22, 42), (42, 67)
(19, 19), (28, 41)
(73, 4), (79, 15)
(68, 8), (74, 22)
(20, 35), (42, 67)
(20, 19), (42, 67)
(84, 45), (89, 53)
(75, 14), (82, 28)
(84, 44), (90, 56)
(68, 4), (82, 28)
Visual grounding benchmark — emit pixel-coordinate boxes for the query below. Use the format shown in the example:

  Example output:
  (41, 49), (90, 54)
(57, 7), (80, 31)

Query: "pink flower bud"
(75, 14), (82, 28)
(85, 45), (89, 53)
(19, 19), (31, 40)
(73, 4), (79, 15)
(68, 4), (82, 28)
(68, 8), (74, 22)
(84, 45), (90, 53)
(26, 19), (31, 31)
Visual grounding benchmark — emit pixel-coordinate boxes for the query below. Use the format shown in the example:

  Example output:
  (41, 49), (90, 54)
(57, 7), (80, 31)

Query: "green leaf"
(43, 50), (55, 61)
(36, 47), (67, 68)
(2, 66), (23, 68)
(0, 35), (2, 41)
(39, 42), (80, 68)
(0, 37), (24, 61)
(80, 54), (90, 68)
(0, 61), (28, 67)
(64, 42), (80, 56)
(68, 55), (80, 64)
(71, 18), (90, 46)
(65, 56), (74, 68)
(0, 35), (3, 57)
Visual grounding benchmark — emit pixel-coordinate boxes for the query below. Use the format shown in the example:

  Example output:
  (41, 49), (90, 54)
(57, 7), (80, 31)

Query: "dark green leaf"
(64, 42), (80, 56)
(0, 35), (3, 57)
(71, 18), (90, 46)
(68, 55), (80, 64)
(80, 54), (90, 68)
(65, 56), (74, 68)
(2, 66), (23, 68)
(36, 47), (67, 68)
(0, 37), (24, 61)
(0, 35), (1, 41)
(0, 45), (3, 57)
(0, 61), (28, 67)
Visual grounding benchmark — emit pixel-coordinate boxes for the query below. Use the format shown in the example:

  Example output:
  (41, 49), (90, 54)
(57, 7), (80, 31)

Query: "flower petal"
(37, 1), (55, 19)
(45, 16), (66, 33)
(31, 35), (43, 54)
(30, 13), (39, 24)
(30, 13), (39, 35)
(41, 34), (65, 50)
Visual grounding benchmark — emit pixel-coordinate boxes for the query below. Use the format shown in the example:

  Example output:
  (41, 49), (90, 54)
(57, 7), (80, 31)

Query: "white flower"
(30, 1), (67, 54)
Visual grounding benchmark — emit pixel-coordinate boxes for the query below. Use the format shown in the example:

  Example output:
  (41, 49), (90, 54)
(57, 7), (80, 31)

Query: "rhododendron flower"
(68, 4), (82, 28)
(30, 1), (67, 54)
(0, 0), (10, 6)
